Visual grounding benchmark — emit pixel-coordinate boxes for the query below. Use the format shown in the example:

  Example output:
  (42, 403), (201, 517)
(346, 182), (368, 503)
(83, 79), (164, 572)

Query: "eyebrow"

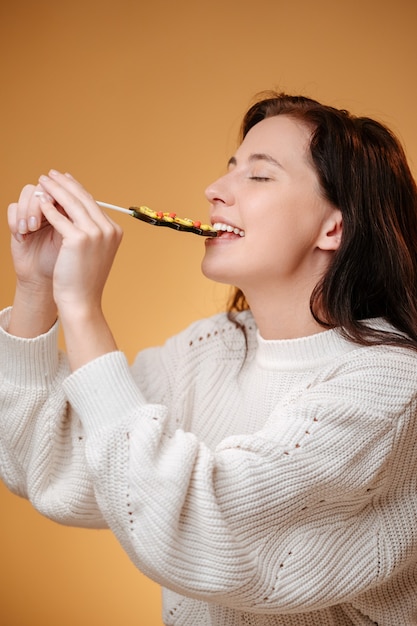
(227, 153), (284, 169)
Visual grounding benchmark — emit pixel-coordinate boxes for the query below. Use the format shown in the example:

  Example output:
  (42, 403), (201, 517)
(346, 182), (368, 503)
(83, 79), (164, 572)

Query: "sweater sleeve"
(0, 307), (105, 527)
(62, 336), (417, 613)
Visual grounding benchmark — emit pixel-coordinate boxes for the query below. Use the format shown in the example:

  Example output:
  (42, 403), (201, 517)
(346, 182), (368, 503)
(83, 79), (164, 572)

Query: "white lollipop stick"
(96, 201), (134, 216)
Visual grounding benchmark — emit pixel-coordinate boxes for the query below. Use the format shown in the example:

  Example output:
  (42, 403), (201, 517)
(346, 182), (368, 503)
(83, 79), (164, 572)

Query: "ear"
(317, 209), (343, 251)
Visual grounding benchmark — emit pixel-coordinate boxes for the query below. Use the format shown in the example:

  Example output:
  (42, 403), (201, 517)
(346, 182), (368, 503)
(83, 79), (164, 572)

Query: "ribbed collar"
(255, 327), (359, 371)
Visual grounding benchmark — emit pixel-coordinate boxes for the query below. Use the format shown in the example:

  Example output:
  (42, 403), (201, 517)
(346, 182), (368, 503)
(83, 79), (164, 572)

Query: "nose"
(204, 172), (234, 207)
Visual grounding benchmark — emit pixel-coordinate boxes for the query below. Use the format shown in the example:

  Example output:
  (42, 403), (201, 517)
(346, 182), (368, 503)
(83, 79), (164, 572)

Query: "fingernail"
(39, 175), (49, 183)
(28, 216), (38, 231)
(64, 172), (74, 179)
(18, 219), (28, 234)
(49, 169), (59, 176)
(35, 190), (53, 202)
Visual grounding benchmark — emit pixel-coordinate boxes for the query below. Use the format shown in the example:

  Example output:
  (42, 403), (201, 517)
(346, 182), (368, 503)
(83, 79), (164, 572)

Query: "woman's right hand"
(7, 184), (61, 337)
(8, 183), (62, 290)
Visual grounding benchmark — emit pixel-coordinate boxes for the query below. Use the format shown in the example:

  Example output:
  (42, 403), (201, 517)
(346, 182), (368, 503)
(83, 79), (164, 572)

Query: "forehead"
(239, 115), (312, 162)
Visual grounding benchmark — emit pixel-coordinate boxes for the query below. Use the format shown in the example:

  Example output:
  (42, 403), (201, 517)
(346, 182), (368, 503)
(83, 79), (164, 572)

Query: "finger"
(38, 170), (111, 229)
(59, 171), (122, 230)
(37, 193), (80, 239)
(14, 184), (53, 235)
(38, 194), (123, 266)
(7, 202), (25, 243)
(15, 185), (37, 234)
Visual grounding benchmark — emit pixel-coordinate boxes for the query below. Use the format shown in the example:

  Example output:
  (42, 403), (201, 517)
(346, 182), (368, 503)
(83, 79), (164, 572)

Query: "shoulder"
(316, 337), (417, 418)
(131, 311), (256, 406)
(134, 310), (257, 370)
(334, 319), (417, 381)
(167, 309), (257, 358)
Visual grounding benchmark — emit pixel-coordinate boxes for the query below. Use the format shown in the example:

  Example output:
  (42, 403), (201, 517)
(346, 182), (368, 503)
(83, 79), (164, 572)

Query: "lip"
(211, 215), (241, 230)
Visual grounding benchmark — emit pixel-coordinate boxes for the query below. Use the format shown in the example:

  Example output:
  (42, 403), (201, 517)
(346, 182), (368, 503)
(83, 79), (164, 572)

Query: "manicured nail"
(34, 190), (53, 202)
(28, 216), (38, 231)
(18, 219), (28, 234)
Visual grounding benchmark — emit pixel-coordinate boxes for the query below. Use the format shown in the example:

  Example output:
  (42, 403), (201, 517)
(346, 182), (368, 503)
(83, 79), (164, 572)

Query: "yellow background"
(1, 0), (416, 624)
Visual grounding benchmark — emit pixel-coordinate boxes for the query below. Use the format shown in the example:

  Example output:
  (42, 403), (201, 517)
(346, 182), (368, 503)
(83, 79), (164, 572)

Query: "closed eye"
(250, 176), (271, 181)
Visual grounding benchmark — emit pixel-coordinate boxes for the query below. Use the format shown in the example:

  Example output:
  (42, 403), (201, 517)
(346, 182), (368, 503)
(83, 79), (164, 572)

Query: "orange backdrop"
(1, 0), (416, 624)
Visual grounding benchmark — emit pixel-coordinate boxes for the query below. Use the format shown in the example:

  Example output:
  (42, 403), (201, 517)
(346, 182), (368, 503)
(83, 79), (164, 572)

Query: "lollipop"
(97, 202), (217, 237)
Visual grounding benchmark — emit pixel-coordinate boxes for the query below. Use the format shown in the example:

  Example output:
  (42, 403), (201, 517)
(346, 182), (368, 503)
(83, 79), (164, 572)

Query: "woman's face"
(202, 115), (341, 298)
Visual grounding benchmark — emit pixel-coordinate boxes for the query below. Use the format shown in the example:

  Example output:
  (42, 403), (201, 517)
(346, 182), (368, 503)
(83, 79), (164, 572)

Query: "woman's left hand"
(37, 170), (123, 370)
(37, 170), (123, 319)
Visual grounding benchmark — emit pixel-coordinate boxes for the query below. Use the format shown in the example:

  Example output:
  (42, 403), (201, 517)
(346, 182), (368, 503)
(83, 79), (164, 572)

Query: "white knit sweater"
(1, 306), (417, 625)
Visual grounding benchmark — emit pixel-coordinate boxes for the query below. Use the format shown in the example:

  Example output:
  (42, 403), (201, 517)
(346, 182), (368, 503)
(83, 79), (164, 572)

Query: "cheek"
(250, 212), (294, 249)
(248, 214), (319, 275)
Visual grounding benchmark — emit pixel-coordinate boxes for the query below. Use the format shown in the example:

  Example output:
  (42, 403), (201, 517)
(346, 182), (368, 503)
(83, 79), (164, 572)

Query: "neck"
(243, 284), (326, 340)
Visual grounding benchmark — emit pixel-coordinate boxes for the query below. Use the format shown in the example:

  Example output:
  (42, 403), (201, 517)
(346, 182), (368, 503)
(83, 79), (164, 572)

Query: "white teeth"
(213, 222), (245, 237)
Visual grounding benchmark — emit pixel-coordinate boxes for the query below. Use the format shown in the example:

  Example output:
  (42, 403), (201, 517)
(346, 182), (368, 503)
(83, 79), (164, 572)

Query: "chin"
(201, 257), (234, 285)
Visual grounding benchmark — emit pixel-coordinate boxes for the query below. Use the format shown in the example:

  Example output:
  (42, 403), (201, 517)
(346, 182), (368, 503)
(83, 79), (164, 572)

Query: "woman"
(1, 93), (417, 625)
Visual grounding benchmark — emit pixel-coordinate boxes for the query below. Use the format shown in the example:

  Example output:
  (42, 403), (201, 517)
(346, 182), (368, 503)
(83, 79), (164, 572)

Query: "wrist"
(16, 278), (54, 302)
(9, 283), (57, 338)
(58, 305), (118, 371)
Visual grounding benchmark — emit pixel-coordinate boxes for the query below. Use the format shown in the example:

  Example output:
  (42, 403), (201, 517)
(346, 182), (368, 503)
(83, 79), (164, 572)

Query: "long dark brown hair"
(228, 92), (417, 350)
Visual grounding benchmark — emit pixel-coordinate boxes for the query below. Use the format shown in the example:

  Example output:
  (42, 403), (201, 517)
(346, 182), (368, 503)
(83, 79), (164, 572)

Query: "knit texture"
(1, 306), (417, 625)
